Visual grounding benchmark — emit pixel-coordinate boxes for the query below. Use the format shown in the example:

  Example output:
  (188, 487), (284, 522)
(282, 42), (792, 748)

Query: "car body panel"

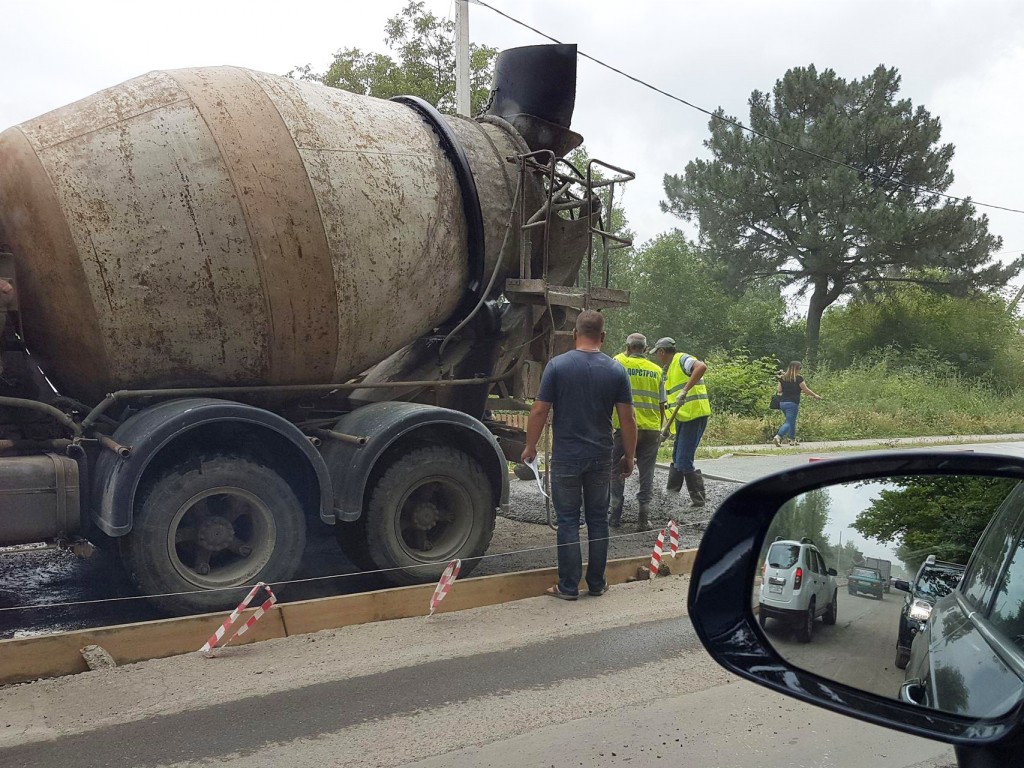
(906, 592), (1024, 718)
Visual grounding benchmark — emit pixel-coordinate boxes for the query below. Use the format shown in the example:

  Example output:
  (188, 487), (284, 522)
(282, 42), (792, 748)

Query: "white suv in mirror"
(758, 537), (839, 642)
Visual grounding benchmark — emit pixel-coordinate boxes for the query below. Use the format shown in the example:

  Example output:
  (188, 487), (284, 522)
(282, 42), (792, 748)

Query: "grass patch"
(682, 360), (1024, 449)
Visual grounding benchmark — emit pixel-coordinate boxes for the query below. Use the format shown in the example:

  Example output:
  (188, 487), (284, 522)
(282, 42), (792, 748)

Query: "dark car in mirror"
(894, 556), (965, 670)
(901, 481), (1024, 717)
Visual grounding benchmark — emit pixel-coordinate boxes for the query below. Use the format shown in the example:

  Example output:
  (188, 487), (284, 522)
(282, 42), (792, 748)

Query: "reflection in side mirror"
(753, 474), (1024, 719)
(900, 679), (927, 706)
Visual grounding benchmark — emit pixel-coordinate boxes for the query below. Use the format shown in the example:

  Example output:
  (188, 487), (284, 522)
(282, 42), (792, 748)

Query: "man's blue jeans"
(550, 457), (612, 596)
(777, 401), (799, 440)
(672, 416), (708, 473)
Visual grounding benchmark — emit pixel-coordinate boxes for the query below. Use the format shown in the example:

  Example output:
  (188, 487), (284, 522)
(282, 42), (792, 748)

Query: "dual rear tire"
(338, 446), (496, 585)
(120, 454), (306, 615)
(119, 446), (496, 614)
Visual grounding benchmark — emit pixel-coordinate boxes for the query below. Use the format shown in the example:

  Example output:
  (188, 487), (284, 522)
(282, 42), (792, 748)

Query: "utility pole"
(455, 0), (471, 116)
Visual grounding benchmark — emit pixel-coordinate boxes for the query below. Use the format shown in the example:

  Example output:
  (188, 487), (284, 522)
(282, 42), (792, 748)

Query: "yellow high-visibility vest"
(612, 352), (665, 431)
(665, 352), (711, 423)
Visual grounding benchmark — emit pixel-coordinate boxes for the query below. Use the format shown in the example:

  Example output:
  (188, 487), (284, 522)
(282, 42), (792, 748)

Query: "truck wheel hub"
(411, 502), (440, 531)
(197, 517), (234, 550)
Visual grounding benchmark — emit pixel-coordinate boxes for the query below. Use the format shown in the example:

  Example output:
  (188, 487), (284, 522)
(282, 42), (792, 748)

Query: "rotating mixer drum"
(0, 67), (525, 403)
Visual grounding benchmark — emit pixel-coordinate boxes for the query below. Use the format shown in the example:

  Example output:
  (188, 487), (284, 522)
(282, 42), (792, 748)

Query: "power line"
(473, 0), (1024, 216)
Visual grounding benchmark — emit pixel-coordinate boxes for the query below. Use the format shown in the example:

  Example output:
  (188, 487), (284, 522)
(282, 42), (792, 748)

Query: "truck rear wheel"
(120, 454), (307, 614)
(365, 446), (495, 585)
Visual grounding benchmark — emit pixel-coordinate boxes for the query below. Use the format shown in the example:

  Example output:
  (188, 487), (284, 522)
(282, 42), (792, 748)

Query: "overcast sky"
(3, 0), (1023, 298)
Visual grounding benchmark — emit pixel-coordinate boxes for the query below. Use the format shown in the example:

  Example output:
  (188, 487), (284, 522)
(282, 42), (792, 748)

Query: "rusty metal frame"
(585, 159), (636, 294)
(513, 150), (556, 280)
(506, 153), (636, 293)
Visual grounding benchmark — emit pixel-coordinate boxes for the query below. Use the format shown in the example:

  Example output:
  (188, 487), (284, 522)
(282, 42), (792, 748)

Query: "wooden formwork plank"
(278, 554), (660, 635)
(0, 608), (287, 686)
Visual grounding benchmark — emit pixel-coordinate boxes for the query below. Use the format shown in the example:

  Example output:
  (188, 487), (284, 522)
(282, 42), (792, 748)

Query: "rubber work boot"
(637, 503), (652, 532)
(684, 470), (706, 508)
(666, 466), (684, 493)
(608, 491), (624, 528)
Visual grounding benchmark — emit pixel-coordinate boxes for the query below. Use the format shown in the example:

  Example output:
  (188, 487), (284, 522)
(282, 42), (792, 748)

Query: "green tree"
(603, 231), (802, 361)
(661, 64), (1021, 366)
(820, 284), (1024, 387)
(703, 352), (779, 417)
(290, 1), (498, 115)
(768, 489), (832, 551)
(853, 476), (1016, 573)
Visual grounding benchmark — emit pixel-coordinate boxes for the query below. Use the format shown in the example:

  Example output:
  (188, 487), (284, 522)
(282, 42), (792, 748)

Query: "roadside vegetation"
(700, 359), (1024, 447)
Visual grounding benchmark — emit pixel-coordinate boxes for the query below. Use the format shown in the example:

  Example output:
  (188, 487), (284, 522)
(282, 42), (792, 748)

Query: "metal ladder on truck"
(502, 150), (635, 357)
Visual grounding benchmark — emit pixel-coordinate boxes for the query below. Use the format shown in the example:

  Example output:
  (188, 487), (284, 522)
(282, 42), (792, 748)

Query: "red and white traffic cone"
(200, 582), (277, 657)
(667, 520), (680, 558)
(429, 559), (462, 616)
(649, 529), (666, 579)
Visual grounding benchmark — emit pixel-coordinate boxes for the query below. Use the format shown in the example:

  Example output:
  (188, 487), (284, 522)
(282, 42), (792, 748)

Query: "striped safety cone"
(200, 582), (277, 658)
(667, 520), (680, 558)
(649, 529), (666, 579)
(429, 559), (462, 616)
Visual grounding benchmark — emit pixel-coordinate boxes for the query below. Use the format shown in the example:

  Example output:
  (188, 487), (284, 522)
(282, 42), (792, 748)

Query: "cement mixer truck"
(0, 44), (633, 613)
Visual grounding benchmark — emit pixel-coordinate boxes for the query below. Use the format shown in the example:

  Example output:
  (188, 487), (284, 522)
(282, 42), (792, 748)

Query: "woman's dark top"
(780, 375), (804, 403)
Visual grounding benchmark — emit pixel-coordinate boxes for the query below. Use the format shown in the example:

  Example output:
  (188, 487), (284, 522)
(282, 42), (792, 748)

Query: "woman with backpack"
(772, 361), (822, 446)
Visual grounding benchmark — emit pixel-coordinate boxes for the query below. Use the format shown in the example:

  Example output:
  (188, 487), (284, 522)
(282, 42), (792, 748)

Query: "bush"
(704, 352), (779, 417)
(820, 286), (1024, 389)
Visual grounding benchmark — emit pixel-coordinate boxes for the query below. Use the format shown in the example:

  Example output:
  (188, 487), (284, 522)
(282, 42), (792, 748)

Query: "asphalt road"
(764, 585), (906, 701)
(0, 577), (955, 768)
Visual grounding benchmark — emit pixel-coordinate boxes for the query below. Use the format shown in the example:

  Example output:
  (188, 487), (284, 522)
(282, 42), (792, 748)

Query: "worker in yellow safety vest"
(610, 333), (667, 532)
(650, 337), (710, 507)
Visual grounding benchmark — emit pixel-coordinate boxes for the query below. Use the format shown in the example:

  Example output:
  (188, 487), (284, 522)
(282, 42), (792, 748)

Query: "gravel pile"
(504, 465), (737, 542)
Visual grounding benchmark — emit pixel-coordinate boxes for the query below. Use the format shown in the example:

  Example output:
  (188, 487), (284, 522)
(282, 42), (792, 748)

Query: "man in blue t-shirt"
(522, 310), (638, 600)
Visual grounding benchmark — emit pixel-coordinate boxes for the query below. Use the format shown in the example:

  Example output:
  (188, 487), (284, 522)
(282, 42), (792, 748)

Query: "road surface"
(764, 584), (905, 701)
(0, 575), (955, 768)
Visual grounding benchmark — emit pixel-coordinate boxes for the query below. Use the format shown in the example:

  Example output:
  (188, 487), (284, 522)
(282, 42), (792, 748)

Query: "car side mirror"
(893, 579), (910, 593)
(687, 452), (1024, 754)
(827, 567), (837, 577)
